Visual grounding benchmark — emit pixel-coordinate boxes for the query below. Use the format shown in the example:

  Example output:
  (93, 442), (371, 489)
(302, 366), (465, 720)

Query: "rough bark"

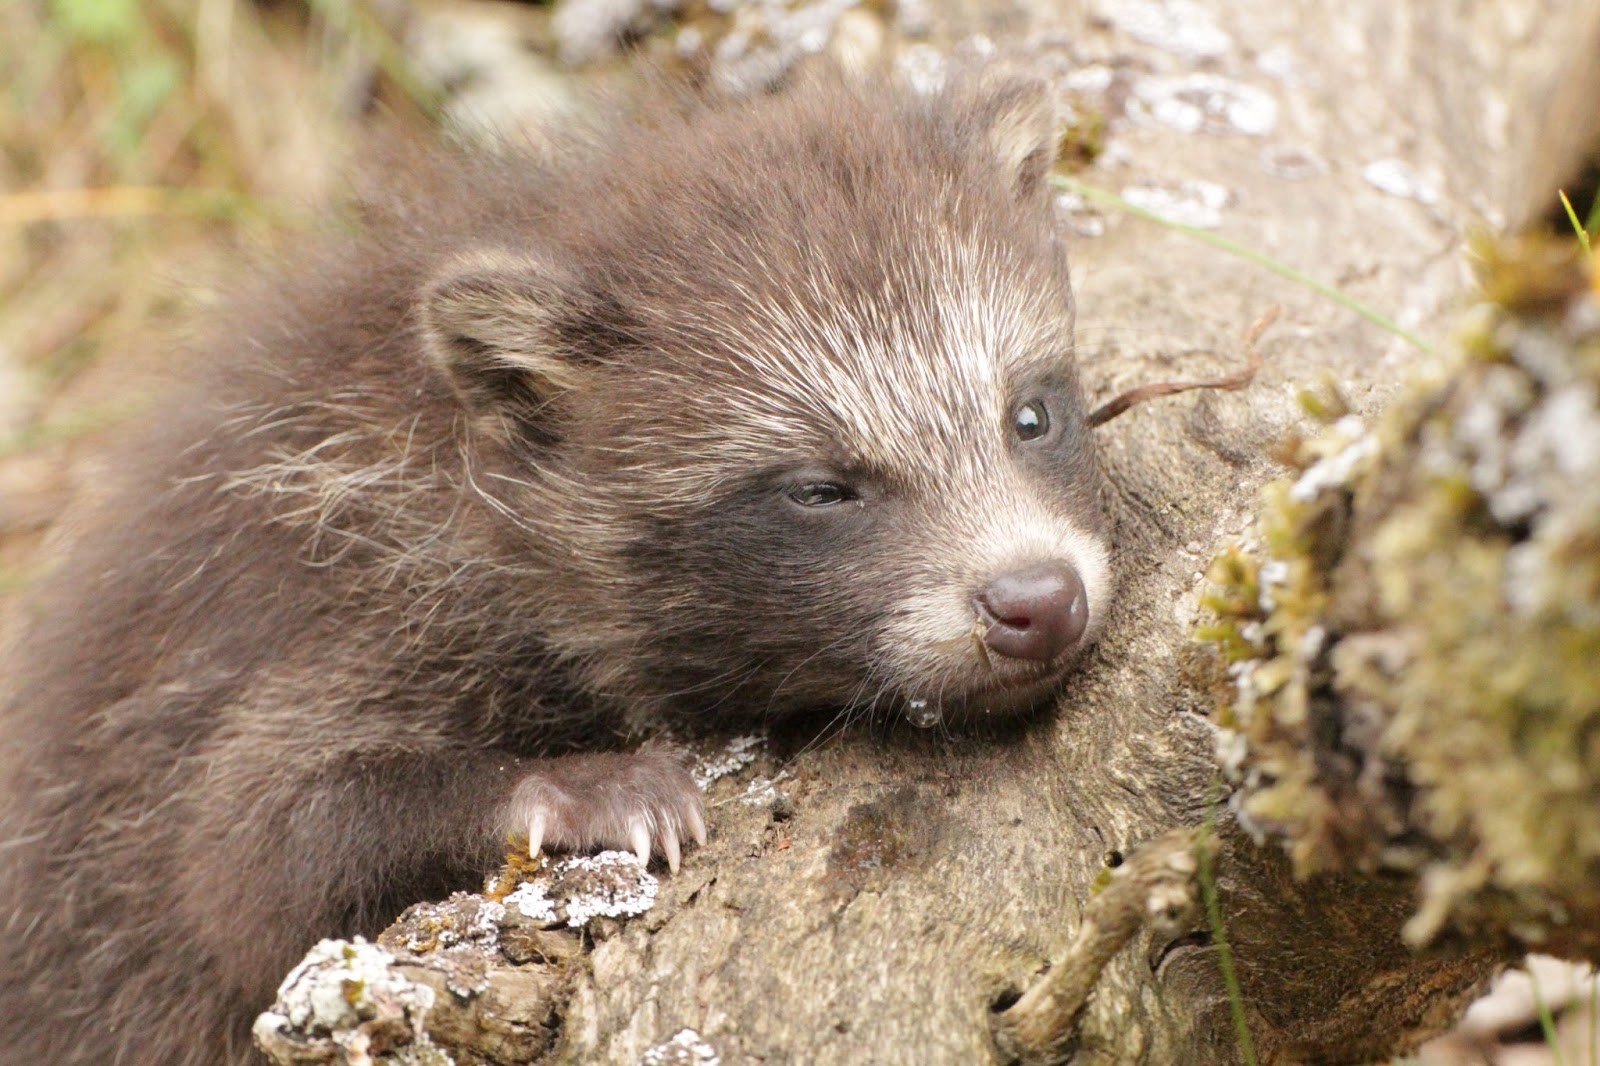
(239, 0), (1599, 1062)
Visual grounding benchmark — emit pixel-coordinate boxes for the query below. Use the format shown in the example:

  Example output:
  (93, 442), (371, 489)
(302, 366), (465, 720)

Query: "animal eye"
(1012, 400), (1050, 442)
(789, 482), (854, 507)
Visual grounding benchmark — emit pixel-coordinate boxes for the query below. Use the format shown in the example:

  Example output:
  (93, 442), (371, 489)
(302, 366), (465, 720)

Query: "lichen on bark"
(1200, 236), (1600, 959)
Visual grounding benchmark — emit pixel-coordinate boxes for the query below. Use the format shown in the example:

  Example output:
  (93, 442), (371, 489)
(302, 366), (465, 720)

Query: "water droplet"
(905, 699), (941, 729)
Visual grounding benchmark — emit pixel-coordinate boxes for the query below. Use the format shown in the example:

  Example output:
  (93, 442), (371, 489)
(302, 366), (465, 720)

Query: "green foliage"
(39, 0), (182, 177)
(109, 54), (182, 162)
(1, 0), (439, 439)
(48, 0), (141, 45)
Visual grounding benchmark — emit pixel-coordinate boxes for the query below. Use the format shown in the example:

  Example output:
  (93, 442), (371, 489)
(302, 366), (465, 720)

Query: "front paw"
(508, 751), (706, 872)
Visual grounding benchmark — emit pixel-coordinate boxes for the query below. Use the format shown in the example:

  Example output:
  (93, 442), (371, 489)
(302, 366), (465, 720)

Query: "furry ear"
(977, 79), (1060, 199)
(421, 250), (587, 442)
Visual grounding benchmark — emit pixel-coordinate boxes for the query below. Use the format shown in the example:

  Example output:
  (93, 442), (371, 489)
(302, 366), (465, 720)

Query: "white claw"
(687, 805), (707, 847)
(663, 825), (681, 874)
(528, 811), (547, 857)
(629, 820), (652, 867)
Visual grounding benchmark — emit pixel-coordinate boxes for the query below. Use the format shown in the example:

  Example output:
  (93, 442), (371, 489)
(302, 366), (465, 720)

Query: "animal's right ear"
(976, 78), (1060, 200)
(421, 250), (587, 442)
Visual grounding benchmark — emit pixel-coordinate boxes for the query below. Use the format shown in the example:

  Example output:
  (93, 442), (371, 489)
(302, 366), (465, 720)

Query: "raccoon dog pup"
(0, 75), (1110, 1064)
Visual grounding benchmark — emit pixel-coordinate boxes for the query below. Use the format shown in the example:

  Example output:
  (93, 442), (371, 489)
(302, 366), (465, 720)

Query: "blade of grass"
(1201, 775), (1259, 1066)
(1052, 175), (1435, 356)
(1589, 966), (1596, 1066)
(1560, 190), (1593, 256)
(1529, 965), (1567, 1066)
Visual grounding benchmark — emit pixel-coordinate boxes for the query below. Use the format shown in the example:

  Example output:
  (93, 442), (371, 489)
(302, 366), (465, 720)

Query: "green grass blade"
(1589, 967), (1596, 1066)
(1588, 967), (1596, 1066)
(1052, 175), (1435, 356)
(1559, 190), (1593, 256)
(1529, 966), (1567, 1066)
(1201, 776), (1259, 1066)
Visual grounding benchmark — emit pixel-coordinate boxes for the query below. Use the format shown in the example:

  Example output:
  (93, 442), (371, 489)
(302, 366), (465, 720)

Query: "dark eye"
(1012, 399), (1050, 442)
(789, 482), (855, 507)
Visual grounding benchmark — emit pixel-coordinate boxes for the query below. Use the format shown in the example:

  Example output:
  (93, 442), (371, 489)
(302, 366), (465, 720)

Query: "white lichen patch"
(1063, 64), (1114, 93)
(558, 851), (661, 927)
(1255, 44), (1306, 85)
(489, 851), (661, 929)
(1215, 723), (1250, 775)
(737, 772), (790, 806)
(896, 43), (947, 96)
(1100, 0), (1232, 59)
(275, 938), (422, 1033)
(1516, 382), (1600, 480)
(254, 937), (440, 1060)
(1256, 558), (1289, 613)
(739, 776), (779, 806)
(711, 0), (863, 96)
(1121, 180), (1231, 230)
(502, 880), (559, 924)
(1287, 418), (1376, 503)
(691, 734), (765, 790)
(1432, 341), (1600, 619)
(1130, 73), (1277, 137)
(639, 1028), (721, 1066)
(406, 4), (577, 144)
(552, 0), (679, 66)
(397, 894), (506, 954)
(1054, 191), (1107, 238)
(1424, 351), (1600, 535)
(1361, 158), (1441, 205)
(484, 851), (663, 934)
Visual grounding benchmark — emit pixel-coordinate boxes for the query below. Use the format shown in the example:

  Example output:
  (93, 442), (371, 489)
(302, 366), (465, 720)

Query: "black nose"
(975, 562), (1089, 662)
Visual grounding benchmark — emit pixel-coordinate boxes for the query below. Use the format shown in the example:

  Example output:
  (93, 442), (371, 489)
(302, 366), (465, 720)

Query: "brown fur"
(0, 75), (1106, 1064)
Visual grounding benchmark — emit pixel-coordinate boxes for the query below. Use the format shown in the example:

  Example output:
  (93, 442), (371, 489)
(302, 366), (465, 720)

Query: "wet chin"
(905, 668), (1072, 727)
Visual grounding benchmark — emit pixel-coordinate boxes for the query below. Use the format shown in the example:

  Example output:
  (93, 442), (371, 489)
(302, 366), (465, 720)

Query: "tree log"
(243, 0), (1600, 1062)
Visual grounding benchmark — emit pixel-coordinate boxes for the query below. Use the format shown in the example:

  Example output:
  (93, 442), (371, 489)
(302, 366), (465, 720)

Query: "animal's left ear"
(978, 79), (1060, 199)
(420, 249), (591, 446)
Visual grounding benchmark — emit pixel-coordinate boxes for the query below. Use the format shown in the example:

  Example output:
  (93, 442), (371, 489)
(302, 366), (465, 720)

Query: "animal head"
(421, 77), (1110, 727)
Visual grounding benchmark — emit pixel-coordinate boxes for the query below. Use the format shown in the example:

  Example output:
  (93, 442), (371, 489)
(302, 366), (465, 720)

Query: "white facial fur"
(595, 229), (1109, 713)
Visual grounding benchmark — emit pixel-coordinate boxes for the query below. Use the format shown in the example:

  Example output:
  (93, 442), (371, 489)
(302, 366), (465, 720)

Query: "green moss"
(1198, 236), (1600, 955)
(1056, 105), (1108, 170)
(1295, 381), (1353, 424)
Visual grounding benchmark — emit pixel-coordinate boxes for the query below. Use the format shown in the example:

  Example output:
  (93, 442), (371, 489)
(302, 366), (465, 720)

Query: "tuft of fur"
(0, 75), (1109, 1065)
